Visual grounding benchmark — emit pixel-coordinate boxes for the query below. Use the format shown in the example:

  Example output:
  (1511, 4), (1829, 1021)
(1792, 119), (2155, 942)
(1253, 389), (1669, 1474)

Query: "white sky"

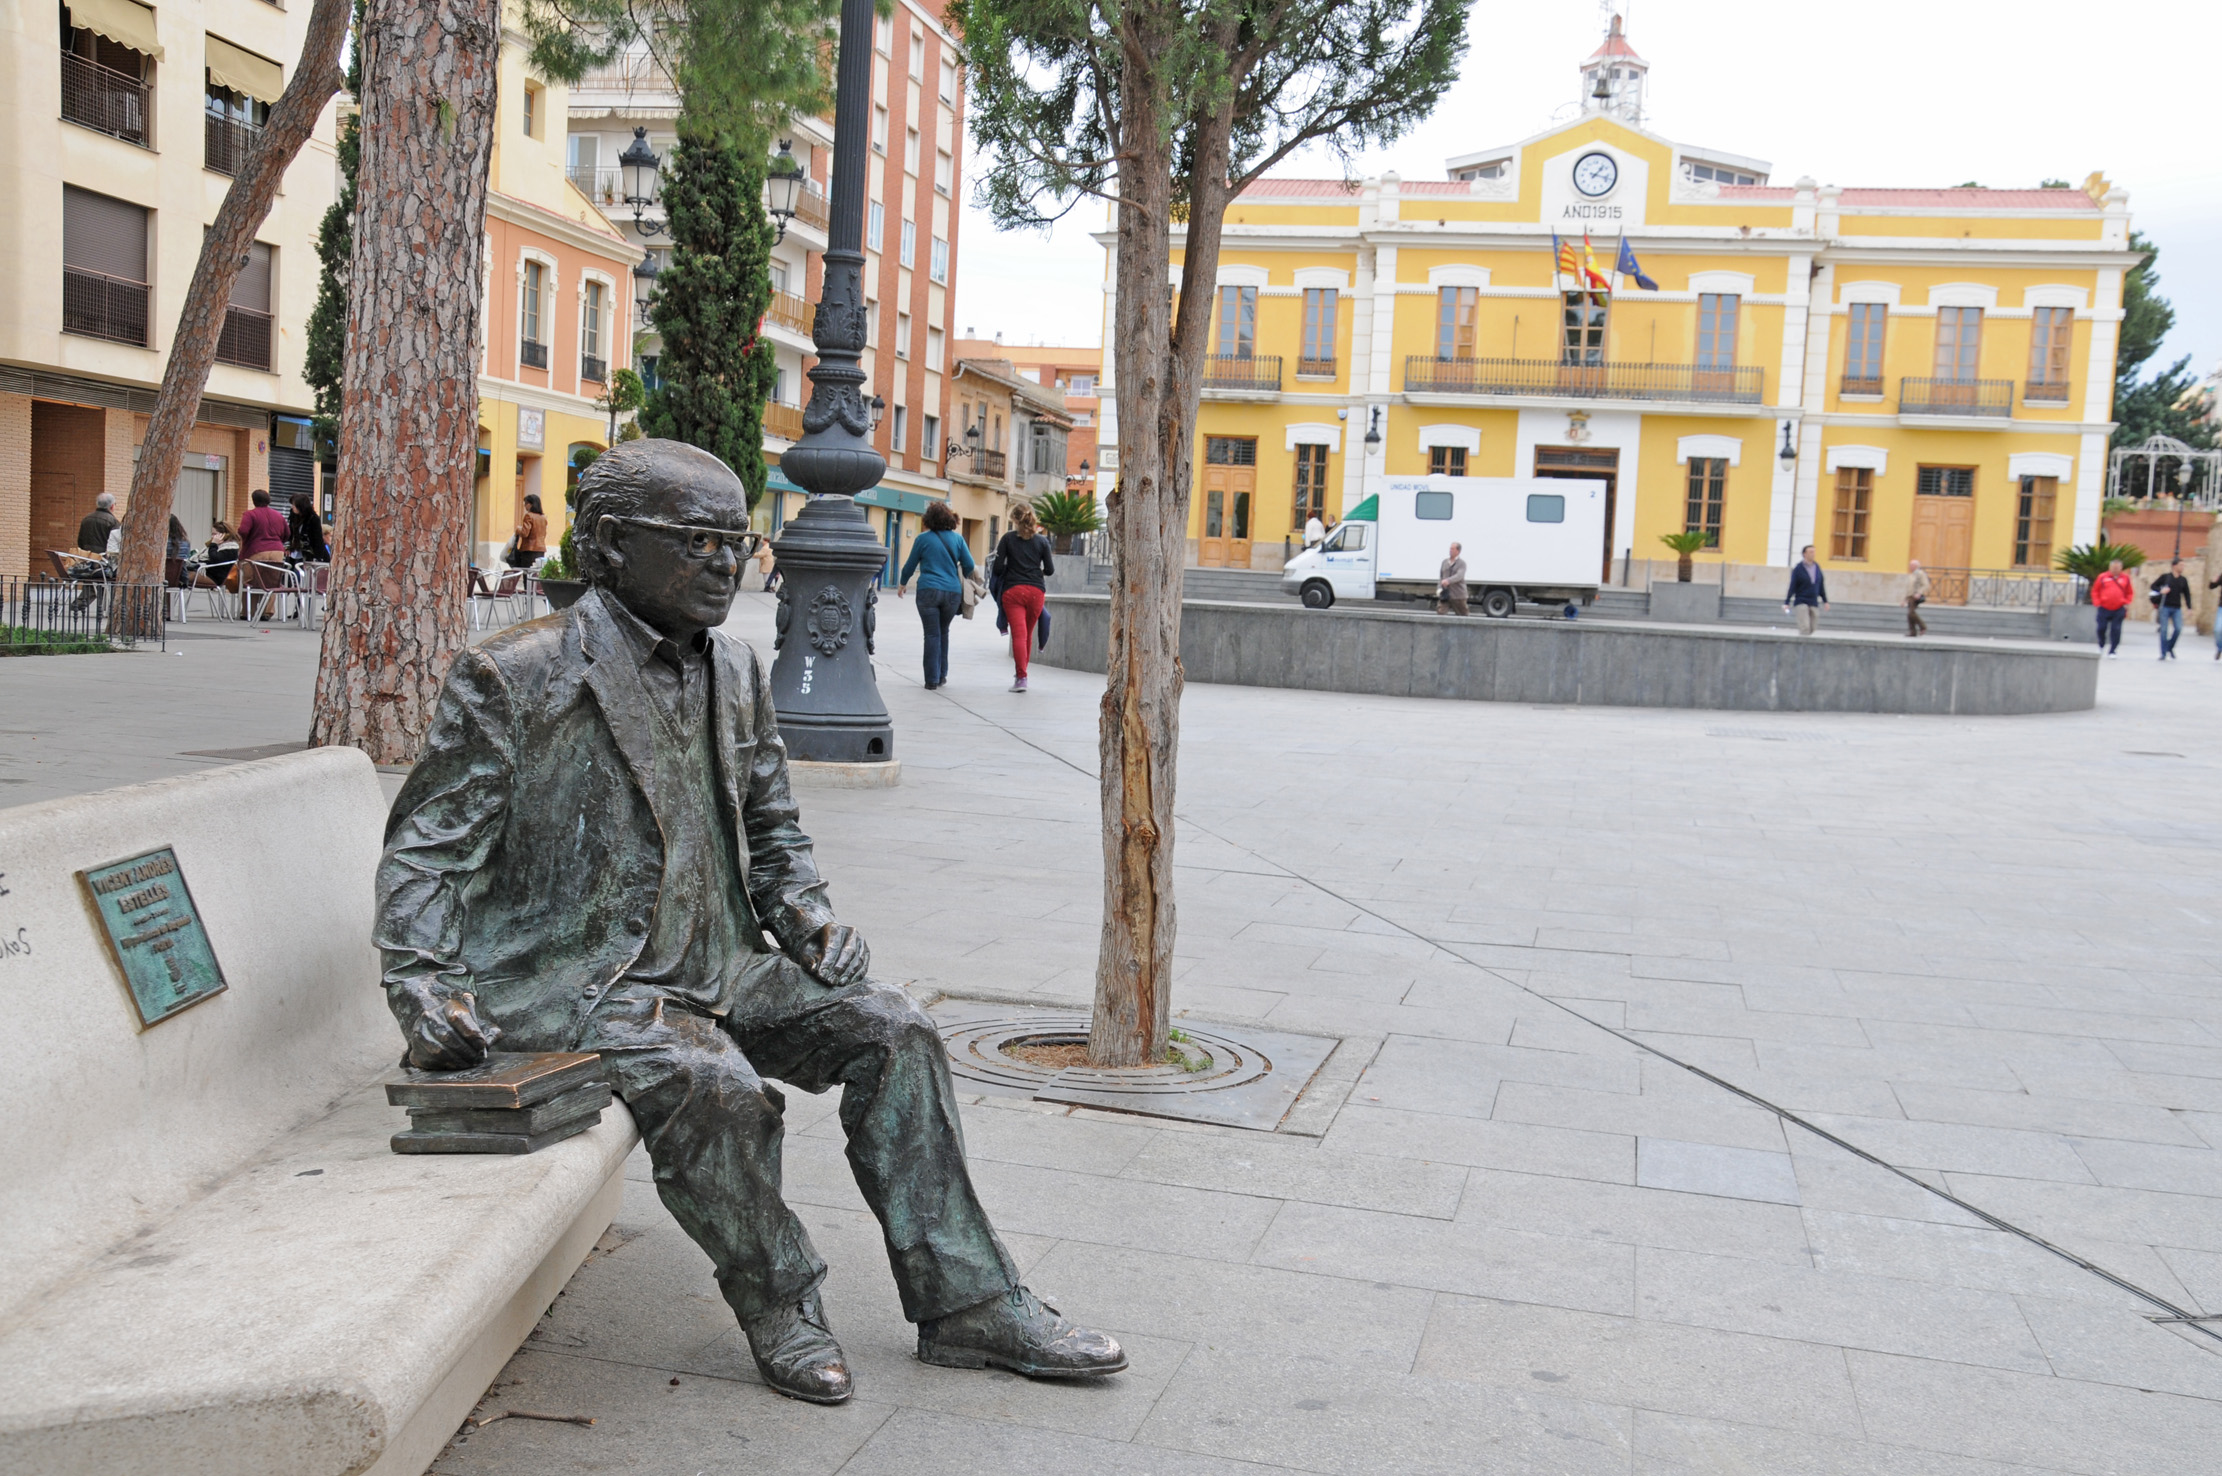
(954, 0), (2219, 382)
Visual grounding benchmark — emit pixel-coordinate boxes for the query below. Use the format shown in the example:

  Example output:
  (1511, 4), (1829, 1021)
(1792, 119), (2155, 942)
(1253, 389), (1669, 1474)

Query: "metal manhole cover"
(931, 1002), (1338, 1132)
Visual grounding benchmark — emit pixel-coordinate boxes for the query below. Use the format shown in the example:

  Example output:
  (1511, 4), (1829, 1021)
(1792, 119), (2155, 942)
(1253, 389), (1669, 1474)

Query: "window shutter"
(63, 185), (149, 281)
(229, 241), (273, 311)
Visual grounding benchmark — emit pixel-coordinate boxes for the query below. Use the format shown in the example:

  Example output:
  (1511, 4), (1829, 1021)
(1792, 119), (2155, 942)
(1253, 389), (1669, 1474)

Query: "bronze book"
(384, 1051), (605, 1111)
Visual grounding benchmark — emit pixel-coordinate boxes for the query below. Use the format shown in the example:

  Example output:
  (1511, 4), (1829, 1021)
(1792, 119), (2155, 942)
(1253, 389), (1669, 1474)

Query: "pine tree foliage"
(2112, 232), (2216, 459)
(303, 0), (365, 454)
(637, 131), (777, 509)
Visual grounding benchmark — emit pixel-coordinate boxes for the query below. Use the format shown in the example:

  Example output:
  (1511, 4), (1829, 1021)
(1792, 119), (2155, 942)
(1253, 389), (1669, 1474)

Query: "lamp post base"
(768, 494), (895, 764)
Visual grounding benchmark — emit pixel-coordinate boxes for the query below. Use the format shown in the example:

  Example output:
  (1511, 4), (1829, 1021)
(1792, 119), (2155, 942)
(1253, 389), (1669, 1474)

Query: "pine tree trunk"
(109, 0), (351, 636)
(1087, 32), (1238, 1068)
(307, 0), (501, 762)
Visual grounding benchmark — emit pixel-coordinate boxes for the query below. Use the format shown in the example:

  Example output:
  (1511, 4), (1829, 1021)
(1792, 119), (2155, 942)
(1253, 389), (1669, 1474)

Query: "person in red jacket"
(2090, 558), (2135, 658)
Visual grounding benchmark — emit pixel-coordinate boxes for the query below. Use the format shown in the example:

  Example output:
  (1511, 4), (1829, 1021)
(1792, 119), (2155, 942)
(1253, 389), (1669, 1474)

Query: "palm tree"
(1658, 529), (1711, 584)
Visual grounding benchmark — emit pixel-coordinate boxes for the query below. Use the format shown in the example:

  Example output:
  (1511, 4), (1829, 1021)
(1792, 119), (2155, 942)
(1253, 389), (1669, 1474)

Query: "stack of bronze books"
(387, 1052), (612, 1154)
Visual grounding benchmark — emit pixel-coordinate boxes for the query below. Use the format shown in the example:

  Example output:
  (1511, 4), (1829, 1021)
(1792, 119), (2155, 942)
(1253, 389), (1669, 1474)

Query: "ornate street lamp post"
(767, 0), (896, 764)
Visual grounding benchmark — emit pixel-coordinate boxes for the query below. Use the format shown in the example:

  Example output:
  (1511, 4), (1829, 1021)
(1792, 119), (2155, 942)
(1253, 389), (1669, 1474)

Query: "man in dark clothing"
(376, 441), (1123, 1405)
(2150, 558), (2193, 660)
(75, 493), (119, 555)
(1783, 544), (1829, 635)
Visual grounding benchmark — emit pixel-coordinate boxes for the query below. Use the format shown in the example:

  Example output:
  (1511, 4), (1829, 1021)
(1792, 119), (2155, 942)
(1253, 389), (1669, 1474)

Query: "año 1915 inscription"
(78, 847), (227, 1028)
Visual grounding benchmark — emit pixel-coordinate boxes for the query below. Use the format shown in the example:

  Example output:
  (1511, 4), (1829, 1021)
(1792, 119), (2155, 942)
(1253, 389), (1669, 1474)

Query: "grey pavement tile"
(1136, 1346), (1635, 1476)
(947, 1101), (1163, 1176)
(1356, 1034), (1641, 1119)
(837, 1406), (1287, 1476)
(2154, 1244), (2222, 1311)
(1117, 1130), (1468, 1219)
(1844, 1348), (2222, 1476)
(1632, 1408), (2071, 1476)
(1252, 1200), (1636, 1314)
(1636, 1140), (1801, 1205)
(1797, 1114), (2098, 1184)
(2104, 1039), (2222, 1081)
(1633, 1246), (2053, 1373)
(430, 1348), (893, 1475)
(1324, 1104), (1636, 1183)
(2065, 1134), (2222, 1197)
(2005, 1062), (2222, 1114)
(1759, 1039), (2029, 1092)
(1415, 1295), (1863, 1437)
(2012, 1293), (2222, 1400)
(1022, 1240), (1437, 1368)
(1496, 1081), (1789, 1153)
(1801, 1207), (2189, 1308)
(1622, 1000), (1877, 1048)
(1457, 1166), (1814, 1266)
(1624, 1030), (1760, 1073)
(1937, 1172), (2222, 1253)
(1888, 1081), (2208, 1146)
(966, 1159), (1284, 1263)
(1965, 1001), (2221, 1047)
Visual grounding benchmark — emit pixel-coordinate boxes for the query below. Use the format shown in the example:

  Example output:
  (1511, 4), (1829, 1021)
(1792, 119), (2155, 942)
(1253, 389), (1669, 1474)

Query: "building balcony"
(1297, 356), (1337, 379)
(794, 185), (830, 233)
(205, 112), (261, 175)
(566, 166), (654, 212)
(976, 448), (1007, 481)
(763, 402), (804, 442)
(215, 306), (273, 370)
(2023, 381), (2071, 406)
(520, 339), (549, 370)
(1839, 374), (1883, 398)
(580, 353), (606, 384)
(1406, 356), (1764, 405)
(62, 268), (149, 346)
(767, 290), (812, 337)
(1201, 354), (1282, 395)
(1899, 376), (2012, 418)
(62, 54), (150, 146)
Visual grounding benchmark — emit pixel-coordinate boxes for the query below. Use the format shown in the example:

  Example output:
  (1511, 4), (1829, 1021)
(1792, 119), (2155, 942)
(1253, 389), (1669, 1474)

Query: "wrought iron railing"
(793, 185), (830, 232)
(2024, 381), (2071, 405)
(1899, 377), (2013, 417)
(762, 401), (804, 441)
(216, 306), (273, 370)
(580, 353), (606, 383)
(976, 448), (1007, 480)
(1201, 354), (1282, 392)
(1839, 374), (1883, 397)
(62, 267), (150, 346)
(1297, 356), (1337, 378)
(520, 339), (549, 370)
(1406, 355), (1765, 404)
(767, 290), (811, 336)
(3, 577), (163, 652)
(565, 165), (657, 209)
(1923, 567), (2080, 608)
(205, 112), (262, 175)
(62, 53), (150, 145)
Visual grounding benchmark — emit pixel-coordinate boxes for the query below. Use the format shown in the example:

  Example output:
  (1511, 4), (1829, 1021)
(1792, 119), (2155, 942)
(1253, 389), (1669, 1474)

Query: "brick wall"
(0, 394), (29, 581)
(29, 402), (109, 570)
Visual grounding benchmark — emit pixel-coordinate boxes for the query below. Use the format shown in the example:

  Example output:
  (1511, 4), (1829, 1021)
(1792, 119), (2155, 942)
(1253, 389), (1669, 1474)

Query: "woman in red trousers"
(991, 503), (1055, 692)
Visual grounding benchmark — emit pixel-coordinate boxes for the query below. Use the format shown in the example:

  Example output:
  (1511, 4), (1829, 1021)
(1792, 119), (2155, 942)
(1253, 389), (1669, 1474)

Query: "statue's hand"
(394, 980), (502, 1070)
(796, 921), (870, 988)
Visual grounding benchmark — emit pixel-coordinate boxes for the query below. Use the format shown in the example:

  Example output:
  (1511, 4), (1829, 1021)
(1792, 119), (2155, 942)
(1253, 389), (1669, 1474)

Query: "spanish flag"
(1553, 232), (1581, 281)
(1580, 232), (1612, 293)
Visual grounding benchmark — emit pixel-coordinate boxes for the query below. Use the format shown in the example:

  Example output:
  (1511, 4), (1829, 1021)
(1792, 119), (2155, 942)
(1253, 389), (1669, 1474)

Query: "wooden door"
(1910, 494), (1974, 603)
(1198, 464), (1253, 567)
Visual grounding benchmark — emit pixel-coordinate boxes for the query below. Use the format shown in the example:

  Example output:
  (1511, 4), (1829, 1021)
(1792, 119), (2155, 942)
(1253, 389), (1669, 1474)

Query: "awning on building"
(68, 0), (163, 59)
(205, 35), (284, 104)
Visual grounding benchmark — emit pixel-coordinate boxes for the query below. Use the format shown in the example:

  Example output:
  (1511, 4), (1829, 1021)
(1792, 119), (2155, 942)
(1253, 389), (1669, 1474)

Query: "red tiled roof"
(1716, 185), (1795, 202)
(1836, 187), (2099, 210)
(1237, 178), (1361, 198)
(1584, 18), (1644, 63)
(1397, 180), (1477, 197)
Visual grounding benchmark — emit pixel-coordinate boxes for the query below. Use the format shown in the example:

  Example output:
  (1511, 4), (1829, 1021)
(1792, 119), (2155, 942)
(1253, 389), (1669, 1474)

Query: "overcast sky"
(953, 0), (2217, 384)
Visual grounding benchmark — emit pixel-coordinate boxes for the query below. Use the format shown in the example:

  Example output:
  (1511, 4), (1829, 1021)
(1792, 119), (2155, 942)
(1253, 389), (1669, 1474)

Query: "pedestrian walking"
(2150, 558), (2192, 660)
(1784, 545), (1829, 634)
(2210, 567), (2222, 660)
(2090, 558), (2134, 658)
(1303, 514), (1325, 548)
(755, 537), (780, 591)
(897, 501), (977, 690)
(504, 493), (544, 569)
(992, 503), (1054, 692)
(1436, 542), (1469, 616)
(1904, 559), (1931, 637)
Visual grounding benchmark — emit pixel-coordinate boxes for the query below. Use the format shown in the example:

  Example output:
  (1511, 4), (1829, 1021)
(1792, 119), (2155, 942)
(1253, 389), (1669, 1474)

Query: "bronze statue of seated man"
(374, 439), (1122, 1402)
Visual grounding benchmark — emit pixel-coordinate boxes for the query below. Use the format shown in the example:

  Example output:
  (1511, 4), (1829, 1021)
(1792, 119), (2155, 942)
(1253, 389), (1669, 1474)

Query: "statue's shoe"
(916, 1286), (1127, 1377)
(743, 1294), (852, 1404)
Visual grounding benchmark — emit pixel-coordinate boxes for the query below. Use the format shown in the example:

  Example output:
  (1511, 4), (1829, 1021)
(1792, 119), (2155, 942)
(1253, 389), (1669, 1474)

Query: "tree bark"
(1087, 12), (1239, 1068)
(110, 0), (351, 635)
(307, 0), (501, 763)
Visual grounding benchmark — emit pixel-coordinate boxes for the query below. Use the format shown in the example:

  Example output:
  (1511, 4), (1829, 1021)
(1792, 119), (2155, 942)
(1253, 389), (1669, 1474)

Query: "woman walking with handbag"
(992, 504), (1055, 692)
(897, 501), (978, 689)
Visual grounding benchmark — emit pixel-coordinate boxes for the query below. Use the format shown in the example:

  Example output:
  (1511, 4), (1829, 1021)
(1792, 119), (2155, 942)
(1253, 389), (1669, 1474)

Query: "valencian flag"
(1552, 231), (1581, 282)
(1615, 232), (1660, 291)
(1579, 232), (1613, 292)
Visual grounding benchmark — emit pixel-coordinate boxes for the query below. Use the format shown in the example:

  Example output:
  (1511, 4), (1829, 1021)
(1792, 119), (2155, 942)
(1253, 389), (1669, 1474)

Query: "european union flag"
(1615, 233), (1659, 291)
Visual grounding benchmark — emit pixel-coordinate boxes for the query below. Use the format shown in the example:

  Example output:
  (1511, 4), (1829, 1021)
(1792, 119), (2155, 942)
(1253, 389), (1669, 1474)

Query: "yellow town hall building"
(1097, 19), (2137, 597)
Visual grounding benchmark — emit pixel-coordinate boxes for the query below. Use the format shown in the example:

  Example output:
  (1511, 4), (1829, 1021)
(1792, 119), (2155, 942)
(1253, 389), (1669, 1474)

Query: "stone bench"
(0, 749), (639, 1476)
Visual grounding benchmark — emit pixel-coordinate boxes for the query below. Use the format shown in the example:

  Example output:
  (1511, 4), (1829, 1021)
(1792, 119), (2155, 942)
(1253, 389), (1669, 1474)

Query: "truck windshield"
(1325, 523), (1368, 551)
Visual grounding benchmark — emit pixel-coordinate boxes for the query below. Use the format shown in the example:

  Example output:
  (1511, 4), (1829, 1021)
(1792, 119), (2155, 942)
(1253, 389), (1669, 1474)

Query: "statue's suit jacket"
(374, 587), (834, 1046)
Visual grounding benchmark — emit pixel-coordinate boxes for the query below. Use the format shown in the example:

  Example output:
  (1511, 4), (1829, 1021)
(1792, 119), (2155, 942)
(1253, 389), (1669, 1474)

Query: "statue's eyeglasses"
(608, 516), (751, 560)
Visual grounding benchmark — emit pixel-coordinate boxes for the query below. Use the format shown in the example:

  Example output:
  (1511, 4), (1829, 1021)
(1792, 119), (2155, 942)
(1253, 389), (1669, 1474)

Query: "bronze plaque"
(79, 847), (227, 1028)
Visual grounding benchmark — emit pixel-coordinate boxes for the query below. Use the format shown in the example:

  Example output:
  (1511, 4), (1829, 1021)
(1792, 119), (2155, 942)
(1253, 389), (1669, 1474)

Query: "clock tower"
(1580, 14), (1648, 126)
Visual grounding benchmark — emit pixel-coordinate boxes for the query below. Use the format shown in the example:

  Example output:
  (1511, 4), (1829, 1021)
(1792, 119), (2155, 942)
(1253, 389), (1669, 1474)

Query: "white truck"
(1281, 475), (1607, 617)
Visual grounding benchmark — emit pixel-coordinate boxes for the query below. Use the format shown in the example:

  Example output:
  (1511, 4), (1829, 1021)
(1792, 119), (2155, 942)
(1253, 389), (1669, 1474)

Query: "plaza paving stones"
(11, 592), (2222, 1473)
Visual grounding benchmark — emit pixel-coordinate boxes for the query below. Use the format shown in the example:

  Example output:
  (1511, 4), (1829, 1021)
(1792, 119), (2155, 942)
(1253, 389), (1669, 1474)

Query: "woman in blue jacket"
(897, 501), (977, 689)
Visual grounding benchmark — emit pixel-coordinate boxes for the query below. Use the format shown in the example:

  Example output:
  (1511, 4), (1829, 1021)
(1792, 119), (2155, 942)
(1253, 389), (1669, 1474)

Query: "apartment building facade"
(946, 356), (1072, 559)
(954, 336), (1099, 485)
(1096, 20), (2135, 597)
(1, 0), (339, 580)
(567, 0), (964, 570)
